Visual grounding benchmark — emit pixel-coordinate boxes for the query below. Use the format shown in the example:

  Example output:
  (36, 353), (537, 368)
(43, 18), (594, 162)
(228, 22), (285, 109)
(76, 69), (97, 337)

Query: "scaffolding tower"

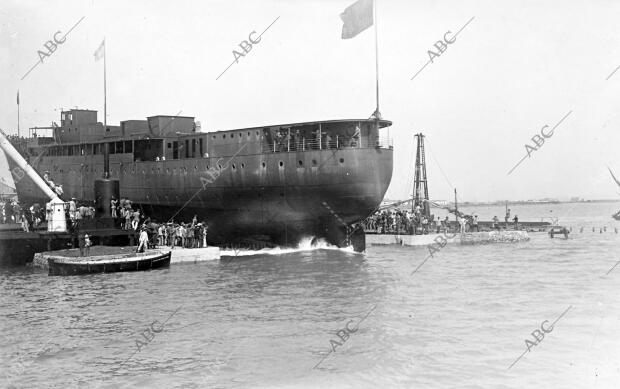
(413, 133), (430, 218)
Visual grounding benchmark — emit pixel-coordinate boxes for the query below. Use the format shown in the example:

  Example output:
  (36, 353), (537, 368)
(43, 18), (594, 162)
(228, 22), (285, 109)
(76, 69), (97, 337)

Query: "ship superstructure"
(8, 109), (393, 250)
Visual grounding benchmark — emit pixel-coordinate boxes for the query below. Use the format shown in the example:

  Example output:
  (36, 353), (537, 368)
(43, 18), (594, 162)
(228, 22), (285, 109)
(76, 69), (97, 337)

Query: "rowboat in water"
(48, 251), (171, 276)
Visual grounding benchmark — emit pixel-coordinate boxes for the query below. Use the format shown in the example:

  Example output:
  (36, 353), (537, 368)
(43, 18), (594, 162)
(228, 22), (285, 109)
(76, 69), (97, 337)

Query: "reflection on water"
(1, 202), (620, 388)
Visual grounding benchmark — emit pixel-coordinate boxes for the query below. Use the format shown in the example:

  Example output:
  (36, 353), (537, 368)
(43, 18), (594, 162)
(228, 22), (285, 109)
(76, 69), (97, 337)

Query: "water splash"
(220, 236), (357, 257)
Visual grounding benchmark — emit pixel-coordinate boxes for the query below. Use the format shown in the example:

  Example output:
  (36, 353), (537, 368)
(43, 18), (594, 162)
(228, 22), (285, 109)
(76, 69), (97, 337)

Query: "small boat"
(48, 251), (171, 276)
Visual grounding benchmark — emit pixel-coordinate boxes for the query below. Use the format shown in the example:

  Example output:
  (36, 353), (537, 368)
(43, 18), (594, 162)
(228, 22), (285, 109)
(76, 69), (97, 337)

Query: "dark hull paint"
(10, 144), (393, 250)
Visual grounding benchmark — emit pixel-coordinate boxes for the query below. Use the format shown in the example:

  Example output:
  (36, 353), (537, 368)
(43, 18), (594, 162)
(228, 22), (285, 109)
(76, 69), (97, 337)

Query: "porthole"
(223, 134), (226, 139)
(261, 162), (266, 168)
(212, 135), (216, 139)
(238, 133), (242, 137)
(339, 158), (344, 164)
(241, 163), (245, 168)
(256, 131), (259, 136)
(312, 159), (317, 166)
(206, 165), (210, 170)
(279, 161), (284, 167)
(247, 132), (250, 136)
(194, 166), (198, 171)
(232, 164), (236, 170)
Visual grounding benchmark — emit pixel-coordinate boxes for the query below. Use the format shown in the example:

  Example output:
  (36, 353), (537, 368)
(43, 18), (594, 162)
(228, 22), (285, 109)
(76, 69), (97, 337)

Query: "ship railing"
(373, 136), (393, 149)
(261, 135), (369, 153)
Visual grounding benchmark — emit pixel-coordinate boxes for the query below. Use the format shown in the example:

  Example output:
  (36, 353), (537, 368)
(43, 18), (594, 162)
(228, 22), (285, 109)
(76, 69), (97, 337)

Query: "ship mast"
(373, 0), (380, 120)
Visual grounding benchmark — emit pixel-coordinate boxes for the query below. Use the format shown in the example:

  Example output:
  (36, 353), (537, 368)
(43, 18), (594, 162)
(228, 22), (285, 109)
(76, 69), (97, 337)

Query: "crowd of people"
(268, 127), (361, 152)
(362, 207), (445, 235)
(363, 205), (520, 235)
(0, 199), (46, 232)
(158, 218), (208, 250)
(109, 198), (209, 252)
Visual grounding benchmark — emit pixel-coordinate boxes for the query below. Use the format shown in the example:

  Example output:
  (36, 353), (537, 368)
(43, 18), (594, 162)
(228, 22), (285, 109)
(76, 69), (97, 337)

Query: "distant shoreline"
(383, 199), (620, 207)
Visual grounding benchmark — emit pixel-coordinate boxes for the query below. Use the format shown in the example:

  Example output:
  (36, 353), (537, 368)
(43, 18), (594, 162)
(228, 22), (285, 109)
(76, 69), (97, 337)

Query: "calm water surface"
(2, 202), (620, 388)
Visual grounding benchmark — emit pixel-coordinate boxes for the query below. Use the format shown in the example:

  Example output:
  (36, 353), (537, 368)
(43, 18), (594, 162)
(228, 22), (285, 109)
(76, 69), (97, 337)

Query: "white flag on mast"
(94, 39), (105, 61)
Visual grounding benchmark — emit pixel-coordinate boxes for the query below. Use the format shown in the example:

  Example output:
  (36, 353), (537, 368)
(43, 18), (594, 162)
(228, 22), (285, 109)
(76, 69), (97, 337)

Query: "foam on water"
(219, 236), (357, 257)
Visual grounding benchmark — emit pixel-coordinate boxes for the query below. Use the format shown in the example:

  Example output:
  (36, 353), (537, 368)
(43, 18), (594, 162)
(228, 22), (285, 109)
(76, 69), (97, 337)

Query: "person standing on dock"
(124, 208), (132, 230)
(202, 224), (208, 247)
(13, 201), (21, 224)
(137, 227), (149, 253)
(472, 215), (479, 232)
(513, 215), (519, 230)
(168, 223), (177, 249)
(443, 216), (450, 233)
(459, 216), (467, 234)
(492, 216), (499, 230)
(179, 223), (186, 248)
(84, 234), (91, 256)
(21, 211), (29, 232)
(157, 224), (165, 246)
(504, 208), (511, 229)
(111, 197), (118, 219)
(69, 198), (77, 222)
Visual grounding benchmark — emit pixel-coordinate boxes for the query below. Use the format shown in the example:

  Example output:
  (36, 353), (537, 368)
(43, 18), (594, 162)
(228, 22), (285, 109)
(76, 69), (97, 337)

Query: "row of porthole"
(214, 131), (261, 140)
(53, 158), (347, 175)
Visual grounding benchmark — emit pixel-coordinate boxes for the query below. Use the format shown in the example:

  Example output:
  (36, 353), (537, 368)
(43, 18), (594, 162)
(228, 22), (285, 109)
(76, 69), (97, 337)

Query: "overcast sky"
(1, 0), (620, 202)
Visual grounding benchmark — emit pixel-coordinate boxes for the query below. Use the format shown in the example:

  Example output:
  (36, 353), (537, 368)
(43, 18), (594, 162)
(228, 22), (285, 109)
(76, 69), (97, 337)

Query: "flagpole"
(374, 0), (380, 119)
(103, 38), (107, 130)
(17, 91), (20, 138)
(102, 38), (109, 178)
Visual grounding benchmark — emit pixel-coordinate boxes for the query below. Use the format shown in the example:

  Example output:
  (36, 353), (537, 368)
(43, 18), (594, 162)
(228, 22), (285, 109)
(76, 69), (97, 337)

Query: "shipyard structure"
(7, 110), (393, 251)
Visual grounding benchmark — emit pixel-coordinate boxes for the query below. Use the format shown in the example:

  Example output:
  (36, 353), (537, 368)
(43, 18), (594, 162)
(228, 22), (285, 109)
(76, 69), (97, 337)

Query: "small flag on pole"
(94, 39), (105, 61)
(16, 90), (19, 105)
(340, 0), (374, 39)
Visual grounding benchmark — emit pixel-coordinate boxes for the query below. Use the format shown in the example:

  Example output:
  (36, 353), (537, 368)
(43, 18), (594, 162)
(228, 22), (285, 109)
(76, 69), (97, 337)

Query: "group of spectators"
(363, 206), (445, 235)
(111, 197), (145, 231)
(0, 199), (46, 232)
(363, 205), (523, 234)
(269, 127), (361, 152)
(111, 203), (209, 252)
(157, 217), (208, 250)
(67, 198), (96, 222)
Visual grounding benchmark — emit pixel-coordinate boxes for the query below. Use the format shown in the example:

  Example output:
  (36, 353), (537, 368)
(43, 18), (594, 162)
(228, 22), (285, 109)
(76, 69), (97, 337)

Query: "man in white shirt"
(137, 227), (149, 253)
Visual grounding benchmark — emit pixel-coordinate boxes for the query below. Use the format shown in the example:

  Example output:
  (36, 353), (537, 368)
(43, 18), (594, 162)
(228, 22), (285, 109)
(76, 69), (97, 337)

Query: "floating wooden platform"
(33, 245), (220, 269)
(47, 250), (171, 276)
(367, 231), (530, 247)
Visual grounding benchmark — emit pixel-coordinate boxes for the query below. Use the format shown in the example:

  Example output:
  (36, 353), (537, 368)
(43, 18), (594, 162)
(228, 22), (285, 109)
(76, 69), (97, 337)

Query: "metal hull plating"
(9, 146), (393, 249)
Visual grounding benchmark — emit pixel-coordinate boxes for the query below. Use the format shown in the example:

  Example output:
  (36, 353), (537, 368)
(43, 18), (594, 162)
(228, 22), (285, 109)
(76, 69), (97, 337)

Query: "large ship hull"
(9, 145), (393, 250)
